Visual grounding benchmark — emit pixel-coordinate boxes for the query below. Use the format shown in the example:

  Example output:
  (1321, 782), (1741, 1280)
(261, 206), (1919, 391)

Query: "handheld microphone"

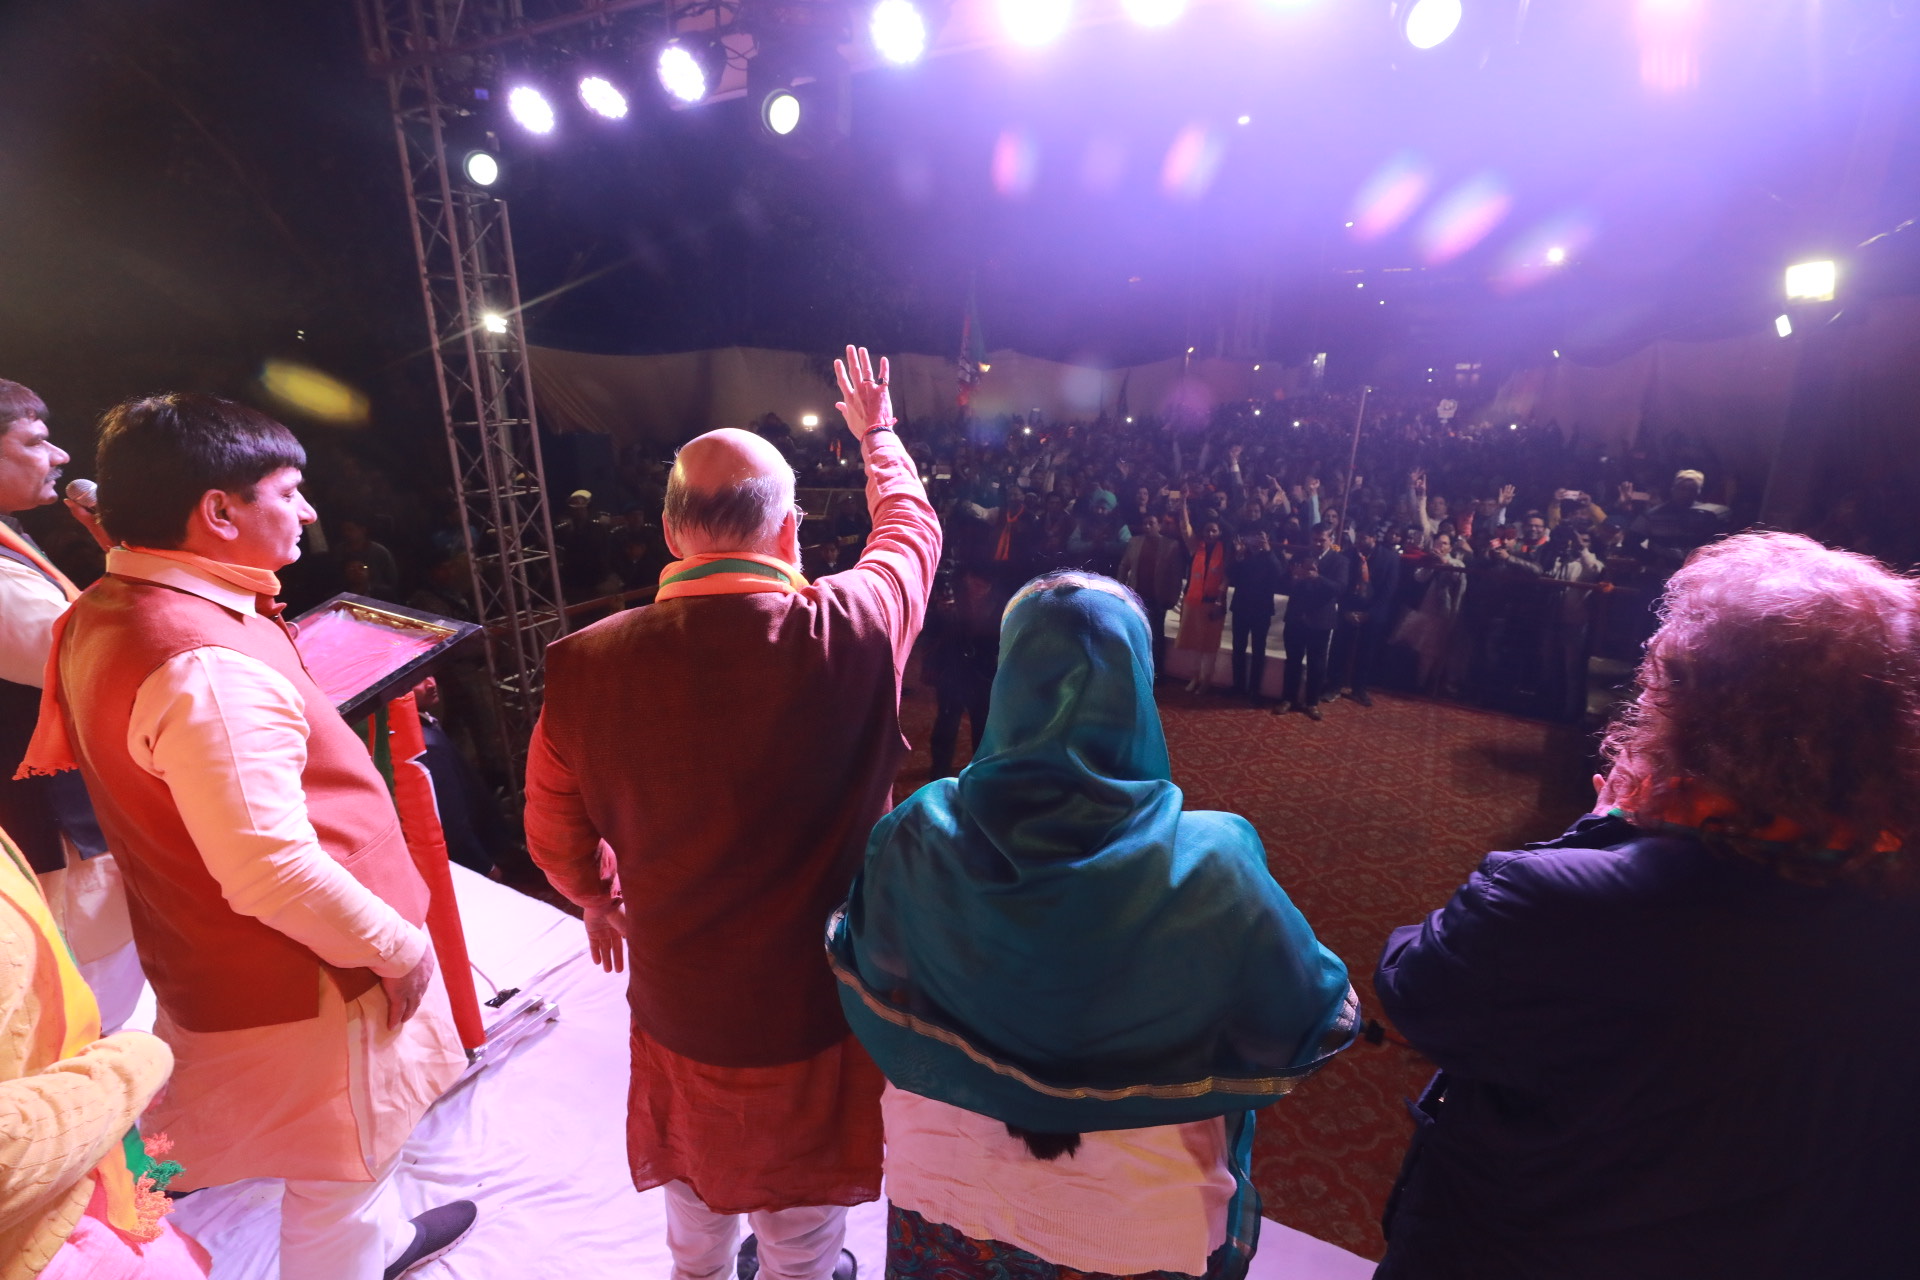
(64, 478), (98, 510)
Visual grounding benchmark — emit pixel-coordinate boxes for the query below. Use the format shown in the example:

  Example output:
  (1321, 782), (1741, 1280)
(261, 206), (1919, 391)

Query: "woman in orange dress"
(1176, 509), (1230, 694)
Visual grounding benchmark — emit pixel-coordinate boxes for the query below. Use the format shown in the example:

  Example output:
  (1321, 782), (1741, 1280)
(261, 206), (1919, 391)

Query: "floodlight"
(1237, 114), (1252, 126)
(1546, 245), (1567, 265)
(461, 148), (501, 188)
(1001, 0), (1071, 47)
(481, 312), (510, 335)
(506, 85), (557, 134)
(871, 0), (930, 65)
(763, 90), (802, 136)
(1775, 314), (1793, 338)
(1402, 0), (1463, 49)
(801, 413), (821, 428)
(658, 43), (710, 104)
(578, 75), (629, 120)
(1123, 0), (1186, 27)
(1784, 260), (1836, 302)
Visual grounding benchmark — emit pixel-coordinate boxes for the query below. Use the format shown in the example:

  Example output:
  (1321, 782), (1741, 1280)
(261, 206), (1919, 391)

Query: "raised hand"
(1306, 476), (1321, 494)
(1498, 483), (1516, 506)
(834, 345), (893, 440)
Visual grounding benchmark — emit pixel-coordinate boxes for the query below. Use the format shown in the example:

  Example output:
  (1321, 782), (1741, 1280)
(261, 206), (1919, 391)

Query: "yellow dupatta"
(0, 830), (146, 1236)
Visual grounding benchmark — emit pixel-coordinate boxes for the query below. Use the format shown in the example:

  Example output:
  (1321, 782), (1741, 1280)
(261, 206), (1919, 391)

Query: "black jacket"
(1375, 814), (1920, 1280)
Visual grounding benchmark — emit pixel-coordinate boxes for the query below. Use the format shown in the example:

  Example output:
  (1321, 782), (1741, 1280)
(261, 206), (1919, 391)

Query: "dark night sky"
(1, 0), (1916, 468)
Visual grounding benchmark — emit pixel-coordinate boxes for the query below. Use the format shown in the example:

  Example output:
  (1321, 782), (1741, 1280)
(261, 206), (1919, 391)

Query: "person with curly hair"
(1372, 532), (1920, 1280)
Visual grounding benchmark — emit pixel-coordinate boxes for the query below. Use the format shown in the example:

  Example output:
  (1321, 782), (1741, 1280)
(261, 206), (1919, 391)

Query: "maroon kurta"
(526, 426), (939, 1211)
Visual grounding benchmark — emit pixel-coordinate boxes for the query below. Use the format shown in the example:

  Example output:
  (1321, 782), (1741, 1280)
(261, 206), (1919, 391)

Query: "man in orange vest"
(21, 393), (474, 1280)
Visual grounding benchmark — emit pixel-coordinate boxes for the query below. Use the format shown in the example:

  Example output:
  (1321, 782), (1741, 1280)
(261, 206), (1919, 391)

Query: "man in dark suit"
(1226, 530), (1285, 706)
(1339, 525), (1403, 708)
(1275, 523), (1349, 721)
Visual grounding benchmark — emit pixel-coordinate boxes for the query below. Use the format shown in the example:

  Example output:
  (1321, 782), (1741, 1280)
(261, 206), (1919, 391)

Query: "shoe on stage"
(1304, 703), (1324, 722)
(738, 1235), (857, 1280)
(1346, 690), (1373, 707)
(383, 1200), (478, 1279)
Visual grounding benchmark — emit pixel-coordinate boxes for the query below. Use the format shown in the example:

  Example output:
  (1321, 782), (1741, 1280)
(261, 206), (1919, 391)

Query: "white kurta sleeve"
(0, 557), (66, 688)
(127, 647), (427, 979)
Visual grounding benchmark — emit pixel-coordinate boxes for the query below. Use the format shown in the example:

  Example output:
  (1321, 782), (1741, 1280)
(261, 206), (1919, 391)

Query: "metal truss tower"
(357, 0), (572, 784)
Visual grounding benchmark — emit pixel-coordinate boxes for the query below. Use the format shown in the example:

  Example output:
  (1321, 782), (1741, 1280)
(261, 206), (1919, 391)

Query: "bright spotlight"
(871, 0), (930, 64)
(1784, 259), (1836, 302)
(1001, 0), (1071, 47)
(1237, 114), (1252, 126)
(1123, 0), (1186, 27)
(658, 44), (709, 104)
(1775, 314), (1794, 338)
(763, 90), (802, 136)
(481, 312), (510, 335)
(578, 75), (629, 120)
(1403, 0), (1463, 49)
(801, 413), (821, 428)
(506, 85), (557, 134)
(1546, 245), (1568, 265)
(461, 149), (501, 188)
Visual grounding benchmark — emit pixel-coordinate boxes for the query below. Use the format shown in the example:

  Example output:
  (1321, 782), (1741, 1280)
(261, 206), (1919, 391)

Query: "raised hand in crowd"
(834, 344), (893, 439)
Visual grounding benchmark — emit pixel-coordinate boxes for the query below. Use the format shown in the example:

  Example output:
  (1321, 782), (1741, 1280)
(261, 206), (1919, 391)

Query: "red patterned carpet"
(893, 674), (1597, 1263)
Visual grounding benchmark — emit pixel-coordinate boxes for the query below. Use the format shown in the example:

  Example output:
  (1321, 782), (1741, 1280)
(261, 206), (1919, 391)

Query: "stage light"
(461, 148), (501, 188)
(1552, 349), (1562, 358)
(1123, 0), (1186, 27)
(658, 43), (710, 104)
(1237, 114), (1252, 126)
(801, 413), (821, 428)
(507, 85), (557, 134)
(481, 312), (510, 335)
(763, 90), (802, 136)
(578, 75), (629, 120)
(1775, 314), (1793, 338)
(1001, 0), (1071, 47)
(1023, 425), (1033, 435)
(1785, 260), (1836, 302)
(1402, 0), (1463, 49)
(871, 0), (930, 64)
(1546, 245), (1568, 265)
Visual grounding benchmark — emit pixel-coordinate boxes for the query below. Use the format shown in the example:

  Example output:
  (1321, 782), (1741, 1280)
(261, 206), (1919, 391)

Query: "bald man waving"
(526, 347), (939, 1280)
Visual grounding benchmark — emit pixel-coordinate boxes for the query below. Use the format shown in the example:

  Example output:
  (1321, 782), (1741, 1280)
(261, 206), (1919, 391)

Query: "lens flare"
(992, 129), (1039, 198)
(1001, 0), (1071, 47)
(506, 85), (556, 134)
(260, 361), (371, 427)
(1161, 125), (1224, 200)
(1416, 174), (1512, 265)
(1636, 0), (1704, 93)
(1349, 153), (1432, 242)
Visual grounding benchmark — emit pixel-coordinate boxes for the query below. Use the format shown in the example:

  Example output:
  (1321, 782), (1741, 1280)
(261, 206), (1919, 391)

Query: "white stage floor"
(140, 868), (1374, 1279)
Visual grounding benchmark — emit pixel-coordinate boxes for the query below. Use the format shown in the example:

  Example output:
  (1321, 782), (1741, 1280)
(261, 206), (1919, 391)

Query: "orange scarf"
(655, 552), (808, 603)
(122, 545), (282, 599)
(0, 520), (79, 602)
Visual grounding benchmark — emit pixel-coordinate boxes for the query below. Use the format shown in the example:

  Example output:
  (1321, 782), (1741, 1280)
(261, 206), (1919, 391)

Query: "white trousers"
(663, 1180), (847, 1280)
(279, 1157), (411, 1280)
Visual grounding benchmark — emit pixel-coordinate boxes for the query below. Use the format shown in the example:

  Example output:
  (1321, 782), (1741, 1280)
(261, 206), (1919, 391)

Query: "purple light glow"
(1161, 125), (1224, 200)
(1000, 0), (1071, 48)
(992, 129), (1039, 198)
(1123, 0), (1187, 28)
(1636, 0), (1704, 93)
(1417, 174), (1512, 264)
(1492, 214), (1597, 292)
(1349, 153), (1432, 242)
(1079, 136), (1128, 193)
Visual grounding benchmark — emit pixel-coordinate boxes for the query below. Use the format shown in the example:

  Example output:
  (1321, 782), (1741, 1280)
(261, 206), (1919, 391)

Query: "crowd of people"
(2, 349), (1914, 1280)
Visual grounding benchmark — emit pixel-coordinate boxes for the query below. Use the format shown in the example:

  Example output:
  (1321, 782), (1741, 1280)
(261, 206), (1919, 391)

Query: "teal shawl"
(828, 580), (1355, 1252)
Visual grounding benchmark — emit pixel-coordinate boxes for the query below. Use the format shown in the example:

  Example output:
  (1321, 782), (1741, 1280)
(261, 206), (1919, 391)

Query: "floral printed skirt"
(885, 1204), (1202, 1280)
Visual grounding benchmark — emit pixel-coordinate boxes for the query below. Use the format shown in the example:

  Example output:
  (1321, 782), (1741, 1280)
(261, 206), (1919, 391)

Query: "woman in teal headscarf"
(828, 572), (1356, 1280)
